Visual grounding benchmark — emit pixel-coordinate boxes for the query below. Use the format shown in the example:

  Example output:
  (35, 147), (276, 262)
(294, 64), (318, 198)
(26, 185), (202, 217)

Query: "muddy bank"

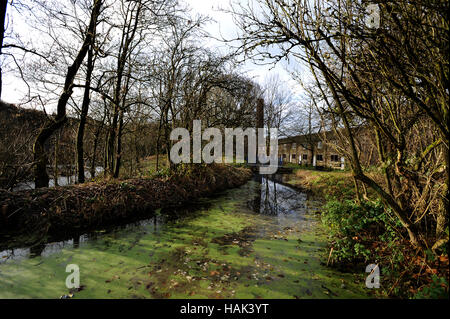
(0, 165), (252, 240)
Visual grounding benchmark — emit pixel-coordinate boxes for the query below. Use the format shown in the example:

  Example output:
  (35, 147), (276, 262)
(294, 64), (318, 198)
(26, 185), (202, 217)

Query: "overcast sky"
(1, 0), (305, 107)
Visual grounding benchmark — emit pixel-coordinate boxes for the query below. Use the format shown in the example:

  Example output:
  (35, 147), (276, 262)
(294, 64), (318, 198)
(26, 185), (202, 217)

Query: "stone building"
(278, 128), (378, 170)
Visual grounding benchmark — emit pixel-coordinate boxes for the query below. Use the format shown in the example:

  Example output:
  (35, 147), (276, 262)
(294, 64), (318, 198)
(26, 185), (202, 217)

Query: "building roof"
(278, 131), (334, 145)
(278, 126), (369, 146)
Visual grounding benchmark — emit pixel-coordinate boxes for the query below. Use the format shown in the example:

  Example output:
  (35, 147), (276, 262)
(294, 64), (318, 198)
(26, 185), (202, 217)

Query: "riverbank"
(283, 168), (449, 299)
(0, 164), (252, 246)
(283, 168), (357, 200)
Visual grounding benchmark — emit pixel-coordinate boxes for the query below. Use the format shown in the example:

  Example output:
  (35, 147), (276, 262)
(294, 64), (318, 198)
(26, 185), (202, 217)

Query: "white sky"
(186, 0), (305, 98)
(1, 0), (306, 108)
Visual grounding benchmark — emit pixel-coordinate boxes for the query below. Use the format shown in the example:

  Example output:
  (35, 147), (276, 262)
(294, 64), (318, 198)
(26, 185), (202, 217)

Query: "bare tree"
(33, 0), (103, 188)
(230, 0), (448, 249)
(76, 0), (109, 183)
(261, 74), (293, 134)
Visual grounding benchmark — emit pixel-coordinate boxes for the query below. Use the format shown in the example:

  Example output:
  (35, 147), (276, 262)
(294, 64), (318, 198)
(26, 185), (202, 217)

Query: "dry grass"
(287, 169), (356, 200)
(286, 168), (386, 201)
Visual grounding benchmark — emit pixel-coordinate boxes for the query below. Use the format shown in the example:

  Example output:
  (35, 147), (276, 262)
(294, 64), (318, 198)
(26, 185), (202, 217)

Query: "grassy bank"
(285, 168), (357, 200)
(0, 164), (252, 247)
(285, 168), (449, 299)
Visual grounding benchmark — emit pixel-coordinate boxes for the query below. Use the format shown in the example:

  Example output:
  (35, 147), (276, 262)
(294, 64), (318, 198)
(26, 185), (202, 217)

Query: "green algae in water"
(0, 178), (372, 299)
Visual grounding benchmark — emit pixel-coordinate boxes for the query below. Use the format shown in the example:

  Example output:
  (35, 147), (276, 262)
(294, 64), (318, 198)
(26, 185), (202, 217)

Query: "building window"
(317, 141), (323, 149)
(317, 154), (323, 161)
(303, 154), (308, 161)
(292, 154), (296, 160)
(331, 155), (340, 162)
(283, 154), (287, 159)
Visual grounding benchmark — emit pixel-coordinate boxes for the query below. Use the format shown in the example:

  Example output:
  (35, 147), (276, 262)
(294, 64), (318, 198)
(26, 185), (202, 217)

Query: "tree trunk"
(0, 0), (8, 99)
(107, 119), (117, 176)
(113, 109), (124, 178)
(437, 138), (449, 238)
(76, 43), (95, 184)
(103, 131), (108, 177)
(353, 177), (362, 204)
(156, 118), (163, 171)
(90, 126), (102, 179)
(54, 132), (59, 187)
(34, 119), (66, 188)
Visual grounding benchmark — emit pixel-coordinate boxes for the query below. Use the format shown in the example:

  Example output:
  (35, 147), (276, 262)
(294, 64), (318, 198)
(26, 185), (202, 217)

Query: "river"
(0, 175), (370, 299)
(12, 167), (104, 191)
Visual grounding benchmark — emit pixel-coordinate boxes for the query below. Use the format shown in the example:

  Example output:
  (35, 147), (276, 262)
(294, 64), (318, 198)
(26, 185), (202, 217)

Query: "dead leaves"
(105, 275), (120, 283)
(438, 255), (448, 263)
(210, 270), (220, 276)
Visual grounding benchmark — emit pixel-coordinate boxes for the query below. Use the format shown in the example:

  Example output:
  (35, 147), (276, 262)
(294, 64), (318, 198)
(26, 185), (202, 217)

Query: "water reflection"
(0, 235), (89, 264)
(248, 175), (323, 235)
(12, 167), (104, 191)
(250, 175), (308, 215)
(0, 216), (163, 264)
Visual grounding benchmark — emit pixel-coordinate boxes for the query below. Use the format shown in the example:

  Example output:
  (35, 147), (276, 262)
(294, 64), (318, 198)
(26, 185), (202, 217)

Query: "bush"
(322, 199), (403, 264)
(414, 275), (449, 299)
(149, 167), (171, 178)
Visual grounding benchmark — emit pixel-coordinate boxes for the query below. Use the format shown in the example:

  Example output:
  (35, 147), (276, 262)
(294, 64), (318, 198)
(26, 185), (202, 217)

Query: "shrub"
(414, 275), (449, 299)
(322, 199), (403, 264)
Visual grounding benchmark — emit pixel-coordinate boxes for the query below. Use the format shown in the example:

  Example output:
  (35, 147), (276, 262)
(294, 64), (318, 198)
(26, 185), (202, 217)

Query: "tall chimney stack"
(256, 98), (264, 129)
(256, 98), (265, 162)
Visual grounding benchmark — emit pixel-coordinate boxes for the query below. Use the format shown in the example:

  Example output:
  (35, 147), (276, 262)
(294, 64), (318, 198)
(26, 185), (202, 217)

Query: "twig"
(387, 270), (408, 296)
(327, 247), (334, 266)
